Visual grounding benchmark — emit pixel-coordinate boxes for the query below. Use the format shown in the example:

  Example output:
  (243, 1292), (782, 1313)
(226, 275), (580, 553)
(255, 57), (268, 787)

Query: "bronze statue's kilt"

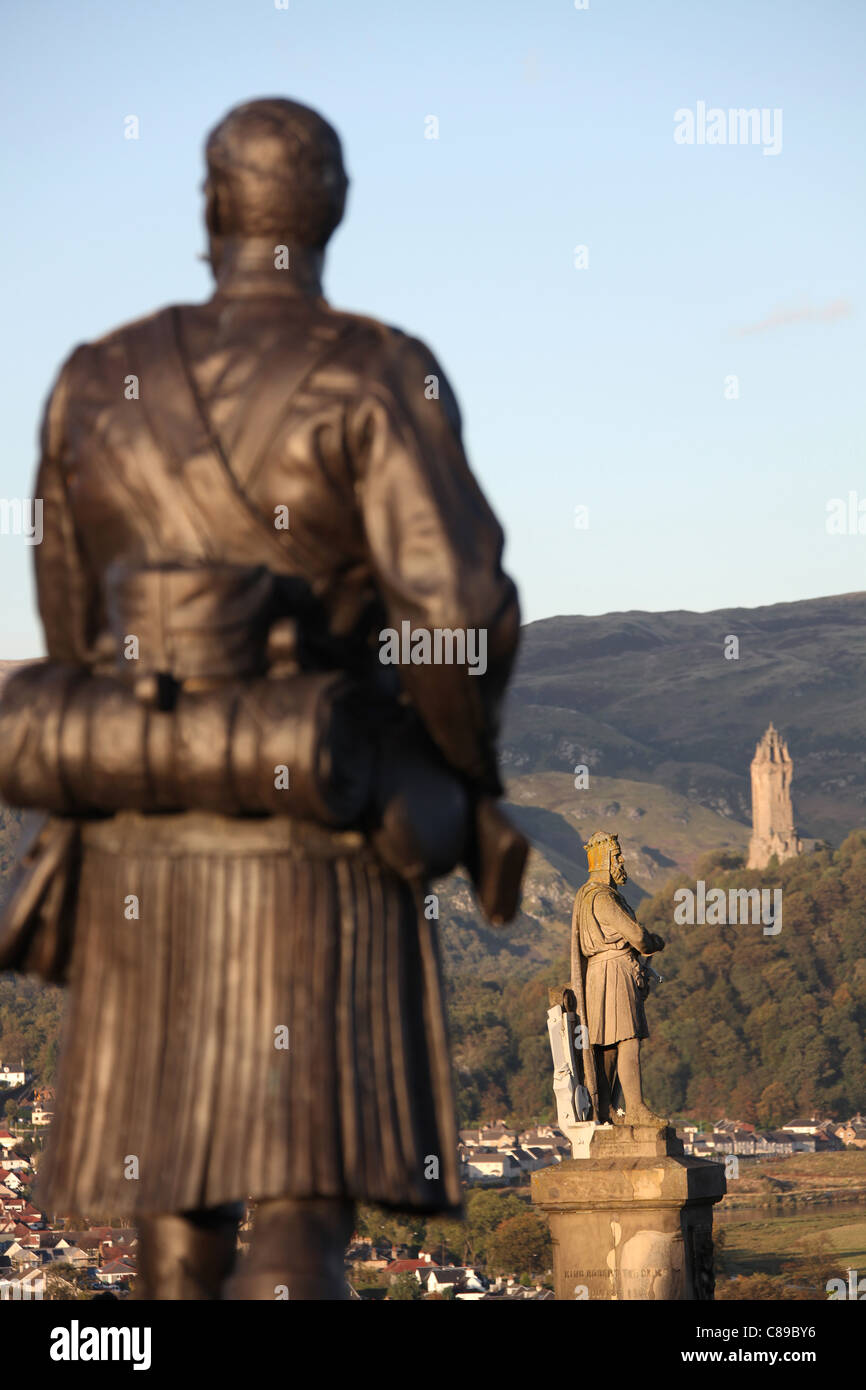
(34, 812), (461, 1221)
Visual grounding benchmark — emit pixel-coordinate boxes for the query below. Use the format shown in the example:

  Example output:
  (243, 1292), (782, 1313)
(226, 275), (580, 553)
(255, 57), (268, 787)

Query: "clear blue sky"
(1, 0), (863, 655)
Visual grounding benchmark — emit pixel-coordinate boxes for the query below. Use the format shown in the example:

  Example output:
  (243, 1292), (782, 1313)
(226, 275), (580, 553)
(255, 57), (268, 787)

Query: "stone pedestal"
(531, 1124), (726, 1300)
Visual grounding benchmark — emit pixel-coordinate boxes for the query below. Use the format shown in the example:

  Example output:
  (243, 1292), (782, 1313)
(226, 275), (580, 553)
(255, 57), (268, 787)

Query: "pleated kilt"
(584, 948), (649, 1046)
(35, 811), (461, 1221)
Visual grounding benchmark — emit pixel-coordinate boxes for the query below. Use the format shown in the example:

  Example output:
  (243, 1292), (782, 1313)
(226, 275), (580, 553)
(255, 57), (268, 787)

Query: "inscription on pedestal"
(532, 1132), (726, 1300)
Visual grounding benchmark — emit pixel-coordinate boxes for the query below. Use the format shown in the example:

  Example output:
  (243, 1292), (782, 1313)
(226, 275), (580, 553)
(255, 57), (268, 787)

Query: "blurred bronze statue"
(0, 98), (527, 1299)
(571, 831), (666, 1126)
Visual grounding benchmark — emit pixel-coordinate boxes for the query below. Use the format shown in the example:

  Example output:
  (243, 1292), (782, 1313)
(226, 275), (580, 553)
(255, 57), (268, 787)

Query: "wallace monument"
(747, 723), (802, 870)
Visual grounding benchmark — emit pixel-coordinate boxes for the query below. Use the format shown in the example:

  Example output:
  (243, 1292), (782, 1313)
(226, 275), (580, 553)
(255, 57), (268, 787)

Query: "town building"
(835, 1116), (866, 1149)
(0, 1064), (28, 1089)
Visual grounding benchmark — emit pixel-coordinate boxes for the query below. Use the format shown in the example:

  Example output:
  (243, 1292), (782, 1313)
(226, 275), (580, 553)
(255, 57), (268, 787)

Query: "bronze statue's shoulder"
(319, 307), (462, 430)
(39, 307), (187, 425)
(79, 303), (197, 355)
(321, 305), (446, 372)
(50, 305), (197, 392)
(74, 302), (408, 363)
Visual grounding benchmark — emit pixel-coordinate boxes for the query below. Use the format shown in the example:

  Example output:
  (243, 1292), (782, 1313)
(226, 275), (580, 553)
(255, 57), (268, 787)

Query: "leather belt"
(80, 809), (371, 860)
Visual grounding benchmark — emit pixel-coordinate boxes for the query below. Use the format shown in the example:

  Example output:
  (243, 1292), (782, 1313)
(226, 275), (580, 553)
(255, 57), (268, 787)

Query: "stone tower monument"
(747, 723), (801, 870)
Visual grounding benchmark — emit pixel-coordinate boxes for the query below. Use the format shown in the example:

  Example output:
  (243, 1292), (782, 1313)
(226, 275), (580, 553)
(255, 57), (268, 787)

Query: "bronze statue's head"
(203, 98), (349, 272)
(584, 830), (627, 884)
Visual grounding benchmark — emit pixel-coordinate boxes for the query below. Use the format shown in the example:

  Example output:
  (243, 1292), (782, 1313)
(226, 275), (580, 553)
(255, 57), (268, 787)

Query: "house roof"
(100, 1258), (136, 1274)
(424, 1267), (463, 1284)
(63, 1227), (119, 1247)
(100, 1244), (132, 1263)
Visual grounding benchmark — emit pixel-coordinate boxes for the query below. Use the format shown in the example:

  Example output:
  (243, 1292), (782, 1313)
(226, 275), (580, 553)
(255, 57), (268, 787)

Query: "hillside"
(639, 834), (866, 1122)
(436, 770), (748, 979)
(501, 591), (866, 845)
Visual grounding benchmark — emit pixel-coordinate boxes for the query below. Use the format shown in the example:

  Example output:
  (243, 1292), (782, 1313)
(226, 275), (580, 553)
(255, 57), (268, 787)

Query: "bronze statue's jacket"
(34, 249), (517, 789)
(9, 247), (520, 1218)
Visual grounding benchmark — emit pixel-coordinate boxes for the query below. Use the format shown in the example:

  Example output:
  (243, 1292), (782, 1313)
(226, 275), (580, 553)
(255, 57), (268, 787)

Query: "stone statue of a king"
(571, 830), (667, 1127)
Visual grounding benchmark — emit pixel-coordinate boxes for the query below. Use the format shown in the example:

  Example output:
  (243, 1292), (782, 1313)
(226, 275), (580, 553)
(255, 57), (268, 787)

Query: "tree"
(487, 1211), (551, 1277)
(45, 1264), (93, 1301)
(354, 1204), (426, 1253)
(0, 1029), (28, 1063)
(464, 1190), (526, 1262)
(424, 1216), (464, 1266)
(758, 1081), (795, 1129)
(388, 1272), (423, 1300)
(726, 1078), (761, 1126)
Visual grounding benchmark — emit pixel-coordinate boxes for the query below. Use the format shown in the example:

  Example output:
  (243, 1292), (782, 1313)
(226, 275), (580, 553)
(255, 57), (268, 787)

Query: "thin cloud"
(736, 298), (853, 336)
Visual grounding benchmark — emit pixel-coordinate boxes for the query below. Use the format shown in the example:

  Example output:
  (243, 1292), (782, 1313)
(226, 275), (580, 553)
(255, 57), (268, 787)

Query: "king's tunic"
(574, 882), (656, 1046)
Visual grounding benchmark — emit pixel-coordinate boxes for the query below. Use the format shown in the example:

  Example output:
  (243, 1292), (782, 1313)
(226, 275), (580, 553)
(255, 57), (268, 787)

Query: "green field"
(718, 1206), (866, 1273)
(708, 1153), (866, 1299)
(716, 1203), (866, 1300)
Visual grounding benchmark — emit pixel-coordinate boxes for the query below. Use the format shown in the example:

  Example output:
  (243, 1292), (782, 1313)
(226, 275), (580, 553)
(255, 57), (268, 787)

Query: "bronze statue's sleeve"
(347, 332), (520, 796)
(32, 348), (98, 664)
(593, 887), (659, 954)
